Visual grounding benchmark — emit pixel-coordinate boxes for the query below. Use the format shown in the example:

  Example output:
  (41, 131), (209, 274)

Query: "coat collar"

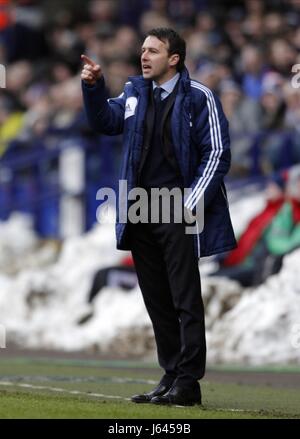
(128, 66), (191, 94)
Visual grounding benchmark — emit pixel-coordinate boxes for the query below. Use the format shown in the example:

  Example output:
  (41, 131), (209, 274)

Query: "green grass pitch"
(0, 356), (299, 419)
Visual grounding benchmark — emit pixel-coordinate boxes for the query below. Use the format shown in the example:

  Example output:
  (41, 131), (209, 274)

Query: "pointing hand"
(81, 54), (102, 85)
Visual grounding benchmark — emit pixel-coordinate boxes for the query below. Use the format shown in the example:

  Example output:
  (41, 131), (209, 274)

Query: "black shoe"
(151, 382), (202, 406)
(131, 382), (173, 404)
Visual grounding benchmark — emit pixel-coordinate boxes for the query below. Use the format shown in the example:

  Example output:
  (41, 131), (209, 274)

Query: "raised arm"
(81, 54), (126, 135)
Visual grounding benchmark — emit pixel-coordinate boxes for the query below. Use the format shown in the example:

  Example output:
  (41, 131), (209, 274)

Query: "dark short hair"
(146, 28), (186, 72)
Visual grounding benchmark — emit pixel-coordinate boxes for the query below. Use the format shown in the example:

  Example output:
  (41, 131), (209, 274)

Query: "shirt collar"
(152, 72), (180, 95)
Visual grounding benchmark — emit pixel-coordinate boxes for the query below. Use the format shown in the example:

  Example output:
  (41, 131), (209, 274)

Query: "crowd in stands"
(0, 0), (299, 176)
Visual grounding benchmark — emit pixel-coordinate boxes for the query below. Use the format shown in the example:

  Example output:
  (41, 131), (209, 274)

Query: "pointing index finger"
(81, 54), (96, 67)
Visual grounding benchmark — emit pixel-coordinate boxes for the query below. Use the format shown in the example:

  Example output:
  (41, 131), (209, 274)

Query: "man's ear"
(169, 54), (179, 68)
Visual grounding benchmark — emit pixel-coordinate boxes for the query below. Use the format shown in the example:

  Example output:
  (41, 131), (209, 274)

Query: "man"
(81, 28), (236, 406)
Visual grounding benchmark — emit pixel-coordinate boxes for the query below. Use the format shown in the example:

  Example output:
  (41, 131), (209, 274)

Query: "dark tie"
(153, 87), (163, 104)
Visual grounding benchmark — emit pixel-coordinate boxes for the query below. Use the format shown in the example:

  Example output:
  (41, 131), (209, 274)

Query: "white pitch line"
(0, 381), (131, 401)
(0, 375), (158, 386)
(0, 381), (182, 406)
(0, 381), (261, 413)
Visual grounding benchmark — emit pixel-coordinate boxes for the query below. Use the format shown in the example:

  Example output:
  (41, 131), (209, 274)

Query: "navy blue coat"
(82, 67), (237, 258)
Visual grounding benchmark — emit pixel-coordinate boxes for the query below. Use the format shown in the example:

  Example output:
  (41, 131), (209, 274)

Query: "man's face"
(141, 36), (178, 82)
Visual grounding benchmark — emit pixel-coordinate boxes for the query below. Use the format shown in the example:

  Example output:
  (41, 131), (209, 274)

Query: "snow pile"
(0, 211), (152, 355)
(0, 213), (38, 274)
(201, 276), (243, 330)
(207, 249), (300, 365)
(0, 213), (59, 274)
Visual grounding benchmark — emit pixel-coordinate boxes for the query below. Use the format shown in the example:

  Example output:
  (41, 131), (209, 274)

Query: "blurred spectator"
(5, 60), (33, 94)
(269, 38), (297, 76)
(193, 62), (220, 92)
(211, 171), (288, 286)
(220, 79), (260, 176)
(1, 0), (49, 62)
(250, 72), (300, 175)
(0, 93), (24, 156)
(114, 26), (140, 59)
(140, 10), (172, 35)
(105, 61), (138, 97)
(240, 44), (266, 100)
(77, 254), (137, 324)
(0, 0), (11, 32)
(87, 255), (137, 304)
(211, 166), (300, 287)
(118, 0), (149, 28)
(263, 165), (300, 258)
(88, 0), (119, 25)
(283, 81), (300, 133)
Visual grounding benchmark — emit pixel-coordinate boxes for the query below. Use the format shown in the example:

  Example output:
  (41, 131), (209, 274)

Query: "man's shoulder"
(190, 79), (213, 98)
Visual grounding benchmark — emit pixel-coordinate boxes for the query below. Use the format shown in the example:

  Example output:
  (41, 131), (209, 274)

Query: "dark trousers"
(128, 216), (206, 386)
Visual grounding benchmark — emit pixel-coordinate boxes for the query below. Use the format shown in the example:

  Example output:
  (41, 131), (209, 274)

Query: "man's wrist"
(82, 76), (104, 89)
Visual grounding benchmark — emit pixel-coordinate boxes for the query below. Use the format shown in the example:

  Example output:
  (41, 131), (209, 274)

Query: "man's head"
(141, 28), (186, 84)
